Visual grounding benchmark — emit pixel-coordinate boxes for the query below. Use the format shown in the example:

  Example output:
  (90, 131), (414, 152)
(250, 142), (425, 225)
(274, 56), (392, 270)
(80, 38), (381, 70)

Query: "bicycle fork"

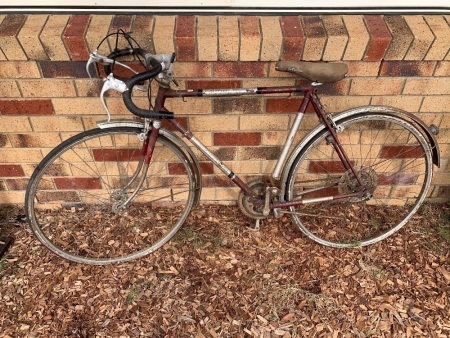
(111, 121), (161, 212)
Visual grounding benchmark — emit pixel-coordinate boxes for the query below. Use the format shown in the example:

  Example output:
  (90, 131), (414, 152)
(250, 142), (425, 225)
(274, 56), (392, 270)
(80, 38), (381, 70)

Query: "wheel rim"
(27, 128), (194, 264)
(286, 114), (433, 248)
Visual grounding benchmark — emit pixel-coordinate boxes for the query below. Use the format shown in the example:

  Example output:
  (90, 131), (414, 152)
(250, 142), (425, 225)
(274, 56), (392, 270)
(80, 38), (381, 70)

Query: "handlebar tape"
(122, 57), (174, 119)
(105, 49), (173, 120)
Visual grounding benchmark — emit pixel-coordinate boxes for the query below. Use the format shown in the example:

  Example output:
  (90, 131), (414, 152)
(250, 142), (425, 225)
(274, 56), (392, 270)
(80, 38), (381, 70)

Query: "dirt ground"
(0, 203), (449, 337)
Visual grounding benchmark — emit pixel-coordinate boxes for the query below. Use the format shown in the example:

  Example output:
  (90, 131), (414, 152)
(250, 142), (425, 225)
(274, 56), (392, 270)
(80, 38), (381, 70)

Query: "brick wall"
(0, 14), (449, 204)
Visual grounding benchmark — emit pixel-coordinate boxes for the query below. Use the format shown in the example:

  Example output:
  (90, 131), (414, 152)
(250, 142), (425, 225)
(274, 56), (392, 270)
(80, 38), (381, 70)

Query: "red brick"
(175, 16), (196, 61)
(363, 16), (392, 61)
(210, 147), (237, 161)
(213, 97), (262, 114)
(202, 175), (236, 188)
(309, 160), (347, 173)
(379, 145), (424, 159)
(150, 176), (192, 188)
(1, 99), (54, 115)
(198, 162), (214, 174)
(40, 61), (87, 78)
(302, 16), (325, 38)
(54, 177), (102, 190)
(63, 15), (90, 61)
(0, 14), (26, 36)
(6, 178), (28, 190)
(214, 62), (267, 78)
(320, 80), (350, 96)
(280, 16), (305, 61)
(266, 98), (315, 114)
(380, 61), (436, 77)
(168, 162), (188, 175)
(106, 60), (146, 79)
(380, 60), (436, 77)
(298, 186), (340, 199)
(169, 162), (214, 175)
(0, 14), (27, 60)
(161, 117), (188, 132)
(186, 80), (241, 90)
(214, 132), (261, 146)
(92, 148), (142, 162)
(109, 15), (133, 33)
(0, 135), (7, 147)
(131, 16), (155, 54)
(0, 164), (25, 177)
(240, 146), (280, 160)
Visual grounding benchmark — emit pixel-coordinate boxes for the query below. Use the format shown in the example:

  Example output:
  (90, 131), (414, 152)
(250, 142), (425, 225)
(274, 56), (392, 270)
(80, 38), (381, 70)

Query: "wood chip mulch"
(0, 203), (449, 337)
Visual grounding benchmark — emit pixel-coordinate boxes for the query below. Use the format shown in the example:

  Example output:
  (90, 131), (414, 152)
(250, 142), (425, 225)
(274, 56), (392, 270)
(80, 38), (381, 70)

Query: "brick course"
(0, 14), (449, 203)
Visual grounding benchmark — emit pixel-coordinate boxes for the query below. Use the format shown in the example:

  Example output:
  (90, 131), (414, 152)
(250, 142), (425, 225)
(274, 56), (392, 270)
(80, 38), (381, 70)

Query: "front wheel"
(25, 127), (196, 264)
(285, 113), (433, 248)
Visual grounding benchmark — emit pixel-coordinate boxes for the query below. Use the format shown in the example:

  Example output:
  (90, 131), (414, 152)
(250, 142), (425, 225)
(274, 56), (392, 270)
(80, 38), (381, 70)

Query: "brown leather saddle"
(276, 61), (348, 83)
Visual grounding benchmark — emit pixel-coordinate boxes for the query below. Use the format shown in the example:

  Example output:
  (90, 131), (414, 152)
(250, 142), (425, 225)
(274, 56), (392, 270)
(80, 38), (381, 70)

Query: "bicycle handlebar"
(122, 57), (173, 120)
(89, 47), (174, 120)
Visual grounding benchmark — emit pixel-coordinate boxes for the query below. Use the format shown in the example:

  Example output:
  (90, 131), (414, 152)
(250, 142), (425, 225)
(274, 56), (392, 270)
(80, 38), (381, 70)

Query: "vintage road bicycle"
(25, 32), (440, 264)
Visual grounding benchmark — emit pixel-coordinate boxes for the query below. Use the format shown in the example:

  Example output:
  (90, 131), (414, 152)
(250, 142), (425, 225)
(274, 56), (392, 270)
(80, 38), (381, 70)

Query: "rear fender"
(279, 106), (440, 200)
(343, 106), (440, 167)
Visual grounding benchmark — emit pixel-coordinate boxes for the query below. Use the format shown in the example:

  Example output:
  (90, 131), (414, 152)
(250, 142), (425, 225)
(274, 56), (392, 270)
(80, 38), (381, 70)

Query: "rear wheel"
(25, 127), (196, 264)
(285, 113), (433, 247)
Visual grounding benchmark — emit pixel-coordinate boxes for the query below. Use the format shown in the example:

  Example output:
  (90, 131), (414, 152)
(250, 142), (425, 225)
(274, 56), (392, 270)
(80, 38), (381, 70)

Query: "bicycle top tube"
(159, 85), (306, 99)
(88, 40), (348, 121)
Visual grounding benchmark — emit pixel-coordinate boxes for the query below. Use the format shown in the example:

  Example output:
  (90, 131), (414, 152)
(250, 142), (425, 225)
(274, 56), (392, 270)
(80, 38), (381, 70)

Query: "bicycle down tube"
(149, 84), (367, 207)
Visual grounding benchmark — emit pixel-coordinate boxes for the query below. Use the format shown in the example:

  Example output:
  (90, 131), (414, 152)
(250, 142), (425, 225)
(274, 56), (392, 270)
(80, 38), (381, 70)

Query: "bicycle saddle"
(275, 61), (348, 83)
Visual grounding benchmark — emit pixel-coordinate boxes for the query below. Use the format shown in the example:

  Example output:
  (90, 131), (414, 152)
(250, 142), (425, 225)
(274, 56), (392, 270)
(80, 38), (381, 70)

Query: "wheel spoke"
(285, 113), (432, 248)
(26, 127), (195, 264)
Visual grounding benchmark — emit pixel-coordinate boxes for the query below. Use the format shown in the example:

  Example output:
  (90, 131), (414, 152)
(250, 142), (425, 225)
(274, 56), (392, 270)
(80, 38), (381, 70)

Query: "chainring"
(238, 179), (270, 219)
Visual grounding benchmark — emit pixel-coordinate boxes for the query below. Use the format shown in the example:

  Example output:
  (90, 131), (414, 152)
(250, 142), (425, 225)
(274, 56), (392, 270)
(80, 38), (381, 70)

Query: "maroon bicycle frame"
(143, 84), (367, 209)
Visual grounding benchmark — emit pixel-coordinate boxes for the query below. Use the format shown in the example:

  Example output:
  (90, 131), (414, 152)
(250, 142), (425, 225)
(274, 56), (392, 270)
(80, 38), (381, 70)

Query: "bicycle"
(25, 32), (440, 265)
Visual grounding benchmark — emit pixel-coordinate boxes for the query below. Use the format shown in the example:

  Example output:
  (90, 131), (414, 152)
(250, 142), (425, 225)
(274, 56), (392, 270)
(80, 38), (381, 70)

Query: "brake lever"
(99, 74), (128, 121)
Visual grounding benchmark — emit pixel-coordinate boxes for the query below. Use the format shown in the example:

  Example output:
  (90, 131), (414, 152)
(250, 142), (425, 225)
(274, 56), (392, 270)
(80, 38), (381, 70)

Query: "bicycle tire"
(285, 112), (433, 248)
(25, 127), (196, 264)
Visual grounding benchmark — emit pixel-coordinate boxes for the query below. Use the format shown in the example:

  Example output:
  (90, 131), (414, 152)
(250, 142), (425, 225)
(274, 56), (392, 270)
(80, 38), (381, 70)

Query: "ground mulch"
(0, 203), (449, 337)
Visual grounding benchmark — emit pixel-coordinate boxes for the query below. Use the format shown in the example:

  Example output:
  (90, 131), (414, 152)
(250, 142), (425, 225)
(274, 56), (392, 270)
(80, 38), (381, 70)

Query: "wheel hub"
(338, 166), (378, 202)
(110, 190), (128, 213)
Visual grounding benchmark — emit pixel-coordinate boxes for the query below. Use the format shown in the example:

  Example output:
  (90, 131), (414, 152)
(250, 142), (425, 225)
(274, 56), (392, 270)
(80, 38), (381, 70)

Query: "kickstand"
(254, 219), (261, 231)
